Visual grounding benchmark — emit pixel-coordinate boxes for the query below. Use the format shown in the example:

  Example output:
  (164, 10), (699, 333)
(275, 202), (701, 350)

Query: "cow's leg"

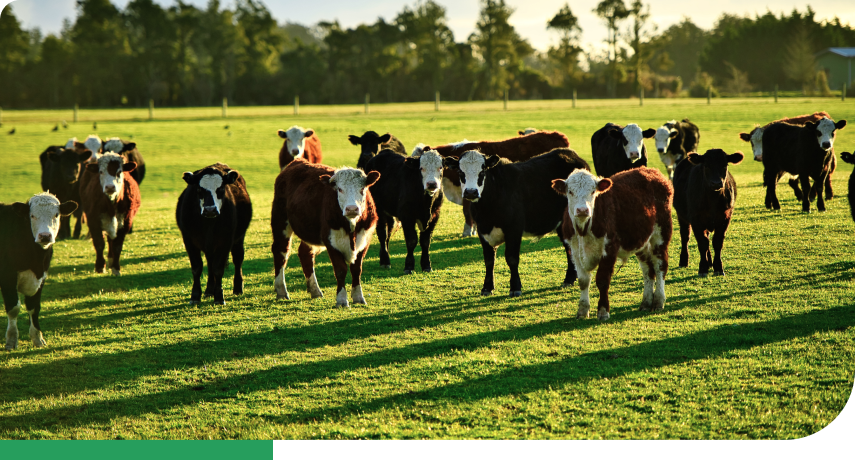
(652, 238), (669, 311)
(637, 252), (655, 311)
(2, 282), (21, 351)
(402, 221), (418, 274)
(557, 224), (576, 288)
(108, 228), (128, 276)
(90, 221), (106, 273)
(693, 227), (711, 276)
(479, 236), (497, 296)
(204, 248), (227, 305)
(712, 223), (730, 276)
(58, 215), (71, 240)
(419, 214), (440, 273)
(764, 169), (781, 210)
(505, 236), (523, 297)
(271, 222), (293, 300)
(184, 237), (204, 304)
(298, 242), (324, 299)
(24, 287), (46, 348)
(231, 238), (245, 295)
(575, 268), (592, 319)
(376, 214), (392, 269)
(72, 210), (83, 239)
(824, 173), (834, 201)
(326, 248), (350, 307)
(799, 174), (813, 212)
(461, 200), (476, 237)
(595, 254), (617, 321)
(815, 171), (829, 212)
(678, 214), (690, 268)
(349, 247), (368, 305)
(788, 177), (803, 201)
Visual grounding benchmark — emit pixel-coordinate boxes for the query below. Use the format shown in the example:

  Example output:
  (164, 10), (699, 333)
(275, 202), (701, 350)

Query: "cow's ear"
(379, 133), (391, 143)
(12, 202), (30, 216)
(319, 174), (333, 185)
(669, 130), (679, 139)
(49, 151), (63, 162)
(59, 201), (78, 216)
(348, 135), (361, 145)
(404, 157), (420, 169)
(727, 152), (744, 165)
(224, 170), (240, 185)
(518, 130), (525, 135)
(738, 132), (751, 142)
(836, 119), (847, 130)
(444, 156), (459, 170)
(840, 152), (855, 164)
(642, 128), (656, 138)
(607, 128), (622, 139)
(123, 161), (137, 173)
(304, 129), (314, 138)
(365, 171), (381, 188)
(484, 155), (502, 169)
(596, 178), (612, 193)
(86, 163), (99, 172)
(183, 172), (195, 184)
(122, 142), (136, 152)
(74, 141), (86, 150)
(551, 179), (567, 195)
(805, 121), (818, 130)
(77, 149), (92, 162)
(277, 130), (288, 139)
(686, 153), (703, 164)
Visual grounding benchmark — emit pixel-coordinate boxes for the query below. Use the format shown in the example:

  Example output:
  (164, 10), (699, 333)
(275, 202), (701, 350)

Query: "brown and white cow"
(103, 137), (146, 186)
(278, 125), (323, 170)
(271, 158), (380, 306)
(80, 153), (142, 275)
(554, 167), (673, 321)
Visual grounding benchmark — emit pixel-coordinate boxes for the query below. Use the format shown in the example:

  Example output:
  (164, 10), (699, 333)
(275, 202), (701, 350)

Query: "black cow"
(1, 193), (77, 351)
(39, 146), (92, 239)
(349, 131), (407, 170)
(653, 118), (701, 180)
(840, 151), (855, 222)
(103, 138), (146, 186)
(176, 163), (253, 305)
(760, 118), (847, 212)
(365, 148), (446, 274)
(445, 148), (589, 296)
(591, 123), (656, 177)
(674, 149), (743, 276)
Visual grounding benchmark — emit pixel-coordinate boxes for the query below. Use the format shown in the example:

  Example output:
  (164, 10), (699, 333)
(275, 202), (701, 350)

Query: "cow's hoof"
(639, 302), (653, 312)
(403, 269), (413, 275)
(276, 293), (290, 301)
(714, 271), (725, 276)
(30, 329), (46, 348)
(189, 298), (201, 304)
(5, 336), (18, 351)
(111, 269), (121, 276)
(576, 304), (590, 319)
(336, 301), (350, 308)
(233, 288), (243, 295)
(481, 289), (493, 296)
(214, 299), (225, 305)
(597, 309), (611, 321)
(698, 272), (708, 278)
(380, 264), (391, 269)
(562, 282), (574, 289)
(422, 267), (432, 273)
(509, 290), (522, 297)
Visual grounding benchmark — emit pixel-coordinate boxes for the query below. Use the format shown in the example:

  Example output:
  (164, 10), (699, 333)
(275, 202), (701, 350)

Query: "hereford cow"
(739, 111), (835, 202)
(416, 130), (570, 236)
(349, 131), (407, 170)
(103, 138), (146, 186)
(365, 147), (446, 274)
(840, 151), (855, 222)
(756, 117), (846, 212)
(444, 148), (587, 296)
(673, 149), (743, 276)
(518, 128), (537, 135)
(80, 152), (142, 275)
(653, 119), (700, 180)
(1, 192), (77, 350)
(554, 167), (673, 321)
(591, 123), (657, 178)
(271, 159), (380, 307)
(39, 142), (92, 239)
(278, 125), (323, 170)
(176, 163), (252, 305)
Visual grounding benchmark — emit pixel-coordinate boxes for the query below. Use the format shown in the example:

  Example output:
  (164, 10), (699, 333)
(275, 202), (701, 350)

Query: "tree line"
(1, 0), (853, 109)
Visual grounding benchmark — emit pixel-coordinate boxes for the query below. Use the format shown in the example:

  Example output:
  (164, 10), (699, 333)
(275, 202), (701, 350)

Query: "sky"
(3, 0), (854, 54)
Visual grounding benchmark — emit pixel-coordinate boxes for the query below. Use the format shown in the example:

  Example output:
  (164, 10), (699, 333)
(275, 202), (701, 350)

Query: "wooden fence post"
(149, 99), (154, 120)
(572, 89), (576, 108)
(640, 87), (644, 106)
(843, 84), (847, 102)
(222, 97), (228, 118)
(365, 93), (370, 114)
(294, 96), (299, 115)
(73, 104), (78, 123)
(435, 91), (440, 112)
(503, 89), (508, 111)
(707, 86), (711, 105)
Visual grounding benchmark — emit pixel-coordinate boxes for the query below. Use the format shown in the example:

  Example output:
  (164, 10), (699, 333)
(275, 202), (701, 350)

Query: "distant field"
(0, 98), (853, 439)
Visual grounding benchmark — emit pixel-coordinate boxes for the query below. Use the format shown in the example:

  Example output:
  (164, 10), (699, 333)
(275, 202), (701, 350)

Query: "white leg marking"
(6, 302), (20, 351)
(597, 308), (611, 321)
(274, 267), (289, 300)
(29, 313), (46, 348)
(653, 259), (666, 311)
(576, 270), (591, 319)
(639, 259), (654, 310)
(481, 227), (504, 247)
(111, 268), (121, 277)
(306, 272), (323, 299)
(17, 270), (47, 297)
(351, 285), (366, 305)
(461, 223), (476, 237)
(336, 287), (349, 307)
(102, 214), (118, 239)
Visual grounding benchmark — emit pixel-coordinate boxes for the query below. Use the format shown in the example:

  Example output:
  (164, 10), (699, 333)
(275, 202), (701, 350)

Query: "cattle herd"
(1, 112), (851, 351)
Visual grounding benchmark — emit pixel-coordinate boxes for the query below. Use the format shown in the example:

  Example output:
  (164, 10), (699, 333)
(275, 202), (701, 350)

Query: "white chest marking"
(482, 227), (505, 247)
(101, 214), (119, 239)
(572, 234), (608, 272)
(329, 228), (372, 264)
(17, 270), (47, 297)
(442, 177), (463, 206)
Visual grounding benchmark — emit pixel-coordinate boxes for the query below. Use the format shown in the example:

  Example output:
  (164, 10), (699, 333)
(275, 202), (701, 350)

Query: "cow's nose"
(575, 207), (589, 217)
(344, 205), (359, 217)
(629, 151), (640, 160)
(38, 232), (53, 243)
(657, 148), (665, 154)
(463, 189), (479, 200)
(105, 185), (116, 194)
(202, 206), (219, 218)
(426, 181), (438, 191)
(822, 142), (831, 149)
(291, 149), (299, 155)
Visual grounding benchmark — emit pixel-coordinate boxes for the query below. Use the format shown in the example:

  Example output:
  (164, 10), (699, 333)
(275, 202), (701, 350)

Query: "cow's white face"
(327, 168), (378, 224)
(84, 135), (102, 163)
(199, 174), (224, 216)
(418, 150), (444, 195)
(96, 153), (126, 201)
(27, 193), (65, 248)
(279, 126), (313, 159)
(621, 124), (646, 161)
(103, 138), (124, 153)
(816, 118), (839, 151)
(559, 169), (611, 228)
(748, 128), (764, 161)
(654, 123), (677, 154)
(457, 151), (487, 202)
(64, 137), (78, 149)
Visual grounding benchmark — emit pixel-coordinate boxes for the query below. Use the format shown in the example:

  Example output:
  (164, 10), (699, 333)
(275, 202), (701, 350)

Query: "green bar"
(0, 440), (272, 460)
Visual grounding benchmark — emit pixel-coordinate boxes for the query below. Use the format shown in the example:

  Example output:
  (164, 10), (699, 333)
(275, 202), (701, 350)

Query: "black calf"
(840, 151), (855, 223)
(350, 131), (407, 170)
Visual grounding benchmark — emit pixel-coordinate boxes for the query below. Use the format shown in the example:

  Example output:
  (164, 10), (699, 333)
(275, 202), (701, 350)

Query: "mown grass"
(0, 98), (853, 439)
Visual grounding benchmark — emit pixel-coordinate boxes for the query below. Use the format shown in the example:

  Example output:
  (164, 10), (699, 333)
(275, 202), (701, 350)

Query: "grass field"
(0, 98), (853, 439)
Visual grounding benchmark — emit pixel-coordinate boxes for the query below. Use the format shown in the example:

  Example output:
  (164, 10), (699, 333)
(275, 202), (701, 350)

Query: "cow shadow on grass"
(1, 300), (851, 436)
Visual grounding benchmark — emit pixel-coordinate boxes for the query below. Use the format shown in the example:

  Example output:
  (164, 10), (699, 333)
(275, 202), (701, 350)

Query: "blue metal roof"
(816, 48), (855, 58)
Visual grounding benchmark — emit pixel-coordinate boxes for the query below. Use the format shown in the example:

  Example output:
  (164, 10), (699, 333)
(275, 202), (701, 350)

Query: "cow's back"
(594, 167), (673, 250)
(679, 119), (700, 153)
(0, 204), (51, 276)
(274, 159), (335, 244)
(305, 134), (323, 164)
(364, 150), (407, 211)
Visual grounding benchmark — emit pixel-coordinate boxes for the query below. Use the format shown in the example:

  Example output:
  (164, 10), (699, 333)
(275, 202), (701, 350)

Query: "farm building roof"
(815, 47), (855, 58)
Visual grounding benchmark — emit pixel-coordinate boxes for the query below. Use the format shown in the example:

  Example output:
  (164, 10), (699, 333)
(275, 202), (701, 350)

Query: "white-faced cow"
(271, 159), (380, 307)
(755, 117), (846, 212)
(103, 137), (146, 186)
(444, 148), (588, 297)
(554, 168), (673, 321)
(1, 192), (77, 350)
(80, 152), (142, 275)
(591, 123), (657, 178)
(176, 163), (253, 305)
(349, 131), (407, 170)
(653, 118), (700, 180)
(673, 149), (743, 276)
(364, 147), (446, 274)
(277, 125), (323, 170)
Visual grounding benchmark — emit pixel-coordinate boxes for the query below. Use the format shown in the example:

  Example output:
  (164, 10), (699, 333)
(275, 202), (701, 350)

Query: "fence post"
(843, 84), (847, 102)
(149, 99), (154, 120)
(294, 95), (299, 115)
(73, 104), (78, 123)
(707, 86), (711, 105)
(435, 91), (440, 112)
(572, 89), (576, 109)
(222, 97), (228, 118)
(503, 89), (508, 110)
(640, 87), (644, 106)
(774, 85), (778, 103)
(365, 93), (370, 114)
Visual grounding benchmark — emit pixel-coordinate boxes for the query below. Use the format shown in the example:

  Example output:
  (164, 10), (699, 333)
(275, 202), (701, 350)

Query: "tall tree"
(125, 0), (177, 106)
(0, 4), (30, 107)
(783, 23), (816, 94)
(469, 0), (530, 99)
(594, 0), (629, 97)
(625, 0), (654, 94)
(71, 0), (132, 106)
(546, 3), (582, 91)
(396, 0), (455, 98)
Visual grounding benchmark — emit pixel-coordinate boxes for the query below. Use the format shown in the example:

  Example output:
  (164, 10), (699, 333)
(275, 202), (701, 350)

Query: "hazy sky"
(4, 0), (854, 54)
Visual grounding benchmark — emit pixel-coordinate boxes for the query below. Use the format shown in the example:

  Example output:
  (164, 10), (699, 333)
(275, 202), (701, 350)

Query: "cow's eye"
(55, 213), (59, 218)
(567, 191), (573, 196)
(31, 215), (35, 219)
(338, 188), (343, 193)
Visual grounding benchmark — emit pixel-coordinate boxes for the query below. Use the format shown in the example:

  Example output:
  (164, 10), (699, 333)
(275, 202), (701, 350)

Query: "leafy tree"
(625, 0), (655, 94)
(396, 0), (455, 99)
(469, 0), (531, 99)
(546, 3), (582, 91)
(594, 0), (629, 97)
(783, 23), (816, 94)
(125, 0), (177, 105)
(0, 4), (30, 106)
(71, 0), (132, 106)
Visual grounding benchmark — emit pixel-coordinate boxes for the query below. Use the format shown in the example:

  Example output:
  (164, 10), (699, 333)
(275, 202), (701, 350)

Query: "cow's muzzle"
(425, 181), (439, 193)
(463, 188), (479, 201)
(629, 152), (640, 160)
(344, 205), (360, 218)
(105, 184), (117, 195)
(575, 207), (590, 218)
(821, 142), (831, 150)
(202, 206), (219, 218)
(37, 232), (54, 246)
(657, 148), (665, 154)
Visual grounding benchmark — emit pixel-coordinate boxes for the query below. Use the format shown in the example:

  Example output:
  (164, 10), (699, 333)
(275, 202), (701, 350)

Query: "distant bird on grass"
(8, 128), (15, 135)
(62, 120), (68, 129)
(224, 125), (230, 129)
(93, 122), (98, 130)
(228, 131), (232, 137)
(52, 124), (59, 132)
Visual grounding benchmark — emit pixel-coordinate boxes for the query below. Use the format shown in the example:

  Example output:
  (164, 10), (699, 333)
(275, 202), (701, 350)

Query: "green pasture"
(0, 98), (853, 439)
